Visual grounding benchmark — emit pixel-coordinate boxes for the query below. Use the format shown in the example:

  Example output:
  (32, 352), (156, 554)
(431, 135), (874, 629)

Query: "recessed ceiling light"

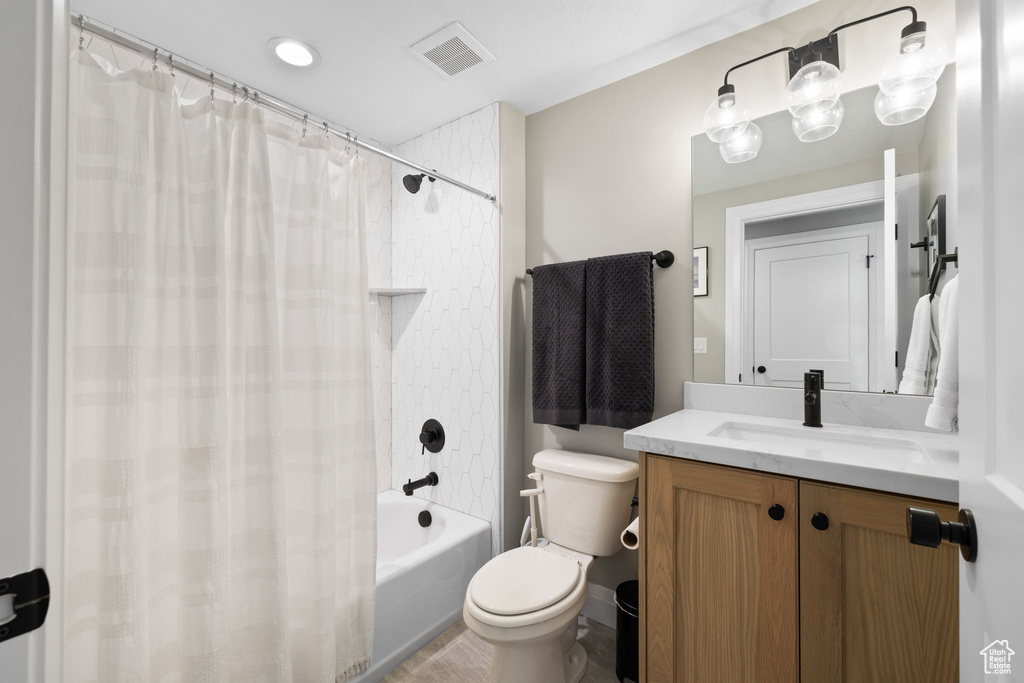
(268, 37), (320, 67)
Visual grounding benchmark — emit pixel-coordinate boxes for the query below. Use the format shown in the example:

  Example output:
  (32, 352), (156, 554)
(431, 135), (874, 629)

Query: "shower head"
(402, 172), (436, 194)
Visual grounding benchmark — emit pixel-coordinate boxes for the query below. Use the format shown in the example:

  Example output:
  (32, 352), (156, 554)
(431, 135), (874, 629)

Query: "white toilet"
(463, 449), (639, 683)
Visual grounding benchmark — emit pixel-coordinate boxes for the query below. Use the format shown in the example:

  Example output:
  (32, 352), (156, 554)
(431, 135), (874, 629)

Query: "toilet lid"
(470, 546), (582, 616)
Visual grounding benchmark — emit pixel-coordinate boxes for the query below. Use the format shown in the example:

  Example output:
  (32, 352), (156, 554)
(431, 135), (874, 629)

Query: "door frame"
(956, 0), (1024, 668)
(0, 1), (69, 682)
(744, 223), (882, 391)
(724, 175), (919, 390)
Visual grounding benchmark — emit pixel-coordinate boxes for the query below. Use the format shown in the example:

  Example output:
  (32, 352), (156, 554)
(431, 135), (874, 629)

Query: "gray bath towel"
(531, 260), (586, 430)
(585, 252), (655, 429)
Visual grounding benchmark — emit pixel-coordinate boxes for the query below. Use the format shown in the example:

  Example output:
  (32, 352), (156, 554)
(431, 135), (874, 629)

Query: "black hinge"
(739, 373), (742, 383)
(895, 351), (899, 367)
(866, 254), (874, 268)
(0, 569), (50, 643)
(895, 223), (899, 240)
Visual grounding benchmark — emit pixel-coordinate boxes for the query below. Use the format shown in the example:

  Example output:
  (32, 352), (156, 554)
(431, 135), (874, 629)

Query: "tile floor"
(382, 616), (624, 683)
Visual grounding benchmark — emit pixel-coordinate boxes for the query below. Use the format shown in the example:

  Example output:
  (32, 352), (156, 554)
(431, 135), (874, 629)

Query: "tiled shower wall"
(390, 104), (502, 555)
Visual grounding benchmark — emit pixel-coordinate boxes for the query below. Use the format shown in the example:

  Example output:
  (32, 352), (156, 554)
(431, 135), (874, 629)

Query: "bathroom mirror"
(691, 70), (956, 395)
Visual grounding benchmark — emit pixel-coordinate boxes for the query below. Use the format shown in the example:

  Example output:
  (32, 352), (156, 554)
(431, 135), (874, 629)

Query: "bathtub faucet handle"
(418, 419), (445, 455)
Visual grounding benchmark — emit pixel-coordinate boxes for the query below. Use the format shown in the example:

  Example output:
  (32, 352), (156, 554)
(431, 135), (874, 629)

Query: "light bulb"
(704, 89), (750, 143)
(874, 81), (937, 125)
(719, 121), (762, 163)
(878, 30), (947, 96)
(267, 37), (320, 67)
(786, 60), (842, 119)
(791, 98), (844, 142)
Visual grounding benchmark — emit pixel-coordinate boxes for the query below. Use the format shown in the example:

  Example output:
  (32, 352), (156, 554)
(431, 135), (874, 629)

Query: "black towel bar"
(526, 250), (674, 276)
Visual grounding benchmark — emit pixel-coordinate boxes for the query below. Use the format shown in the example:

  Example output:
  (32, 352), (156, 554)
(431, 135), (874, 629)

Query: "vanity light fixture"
(268, 37), (321, 67)
(704, 5), (947, 160)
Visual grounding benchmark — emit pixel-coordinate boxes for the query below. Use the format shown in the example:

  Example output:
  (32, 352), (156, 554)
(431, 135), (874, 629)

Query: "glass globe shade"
(878, 31), (948, 96)
(791, 98), (844, 142)
(786, 60), (842, 119)
(719, 121), (762, 164)
(704, 91), (750, 143)
(874, 81), (937, 125)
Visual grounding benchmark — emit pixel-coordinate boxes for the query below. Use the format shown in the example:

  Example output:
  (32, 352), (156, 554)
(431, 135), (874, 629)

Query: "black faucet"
(803, 370), (824, 428)
(403, 472), (439, 496)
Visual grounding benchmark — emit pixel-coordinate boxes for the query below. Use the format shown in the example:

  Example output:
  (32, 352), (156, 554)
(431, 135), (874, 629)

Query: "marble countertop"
(624, 409), (959, 502)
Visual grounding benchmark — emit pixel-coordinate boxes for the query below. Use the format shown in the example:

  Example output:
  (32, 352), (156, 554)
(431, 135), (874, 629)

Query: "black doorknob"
(907, 506), (978, 562)
(768, 504), (785, 521)
(757, 365), (767, 374)
(811, 512), (830, 531)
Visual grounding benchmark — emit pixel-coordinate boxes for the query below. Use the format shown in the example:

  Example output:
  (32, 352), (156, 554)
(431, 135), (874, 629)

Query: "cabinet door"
(643, 456), (798, 682)
(799, 482), (958, 683)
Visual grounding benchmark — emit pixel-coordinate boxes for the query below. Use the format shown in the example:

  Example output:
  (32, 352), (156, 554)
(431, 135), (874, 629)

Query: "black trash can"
(614, 580), (640, 683)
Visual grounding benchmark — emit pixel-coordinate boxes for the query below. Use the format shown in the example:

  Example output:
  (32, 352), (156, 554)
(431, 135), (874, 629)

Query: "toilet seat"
(470, 546), (582, 616)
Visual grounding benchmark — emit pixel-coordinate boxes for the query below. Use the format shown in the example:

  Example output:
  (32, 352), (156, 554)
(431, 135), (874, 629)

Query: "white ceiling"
(72, 0), (816, 146)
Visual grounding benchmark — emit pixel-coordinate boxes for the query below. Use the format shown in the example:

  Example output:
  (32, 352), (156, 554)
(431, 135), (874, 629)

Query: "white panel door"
(752, 235), (870, 391)
(957, 0), (1024, 678)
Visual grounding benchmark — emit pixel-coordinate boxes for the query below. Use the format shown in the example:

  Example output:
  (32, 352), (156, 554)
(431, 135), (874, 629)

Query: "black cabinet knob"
(907, 506), (978, 562)
(768, 504), (785, 521)
(757, 365), (767, 374)
(811, 512), (830, 531)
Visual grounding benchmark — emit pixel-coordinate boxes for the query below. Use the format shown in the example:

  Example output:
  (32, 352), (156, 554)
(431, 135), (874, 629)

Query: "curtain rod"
(73, 14), (497, 204)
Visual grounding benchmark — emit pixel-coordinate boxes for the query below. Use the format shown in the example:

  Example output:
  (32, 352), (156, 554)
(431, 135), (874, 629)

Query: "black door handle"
(768, 504), (785, 521)
(811, 512), (829, 531)
(757, 365), (767, 374)
(907, 506), (978, 562)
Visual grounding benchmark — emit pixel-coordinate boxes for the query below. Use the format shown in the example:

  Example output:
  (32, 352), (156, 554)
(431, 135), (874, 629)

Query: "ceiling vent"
(410, 22), (495, 79)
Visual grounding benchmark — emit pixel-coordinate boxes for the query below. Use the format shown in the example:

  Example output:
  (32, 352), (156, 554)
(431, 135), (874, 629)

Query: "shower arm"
(74, 14), (497, 204)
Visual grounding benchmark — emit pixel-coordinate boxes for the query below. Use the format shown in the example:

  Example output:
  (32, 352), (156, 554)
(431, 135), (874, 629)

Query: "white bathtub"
(351, 490), (492, 682)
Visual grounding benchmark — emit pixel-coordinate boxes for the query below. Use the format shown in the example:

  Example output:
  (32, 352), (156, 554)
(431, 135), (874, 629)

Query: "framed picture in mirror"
(926, 194), (946, 267)
(693, 246), (708, 297)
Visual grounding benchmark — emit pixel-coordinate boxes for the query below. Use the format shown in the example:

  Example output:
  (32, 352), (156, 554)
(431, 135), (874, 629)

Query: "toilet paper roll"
(620, 516), (640, 551)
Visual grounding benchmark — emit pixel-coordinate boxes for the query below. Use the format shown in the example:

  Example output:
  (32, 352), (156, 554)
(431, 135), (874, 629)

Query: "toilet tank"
(533, 449), (639, 557)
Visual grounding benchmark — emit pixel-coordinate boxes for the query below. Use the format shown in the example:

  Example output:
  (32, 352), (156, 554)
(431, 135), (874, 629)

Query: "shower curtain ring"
(253, 91), (260, 108)
(78, 15), (85, 51)
(152, 47), (158, 71)
(323, 121), (329, 137)
(241, 86), (249, 103)
(231, 83), (238, 103)
(209, 72), (215, 101)
(301, 114), (308, 138)
(167, 53), (175, 78)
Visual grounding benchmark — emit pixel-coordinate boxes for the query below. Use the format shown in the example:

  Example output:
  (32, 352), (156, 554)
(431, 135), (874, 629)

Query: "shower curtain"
(64, 50), (376, 682)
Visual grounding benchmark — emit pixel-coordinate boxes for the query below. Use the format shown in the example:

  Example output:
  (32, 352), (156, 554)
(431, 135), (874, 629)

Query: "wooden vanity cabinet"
(799, 482), (959, 683)
(639, 454), (959, 683)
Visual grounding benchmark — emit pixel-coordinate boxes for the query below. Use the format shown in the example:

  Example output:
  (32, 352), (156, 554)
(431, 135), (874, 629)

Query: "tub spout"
(403, 472), (439, 496)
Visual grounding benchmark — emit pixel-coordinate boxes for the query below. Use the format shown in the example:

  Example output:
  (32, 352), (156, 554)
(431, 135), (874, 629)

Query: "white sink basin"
(707, 421), (928, 463)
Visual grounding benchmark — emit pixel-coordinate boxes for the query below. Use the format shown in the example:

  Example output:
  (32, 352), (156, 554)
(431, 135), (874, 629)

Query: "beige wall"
(917, 70), (958, 296)
(523, 0), (955, 592)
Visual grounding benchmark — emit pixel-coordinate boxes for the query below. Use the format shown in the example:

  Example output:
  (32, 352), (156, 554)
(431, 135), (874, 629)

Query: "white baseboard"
(581, 583), (617, 630)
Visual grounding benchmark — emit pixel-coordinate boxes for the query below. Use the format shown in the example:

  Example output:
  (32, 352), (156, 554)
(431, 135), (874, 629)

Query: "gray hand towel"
(585, 252), (655, 429)
(531, 260), (586, 430)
